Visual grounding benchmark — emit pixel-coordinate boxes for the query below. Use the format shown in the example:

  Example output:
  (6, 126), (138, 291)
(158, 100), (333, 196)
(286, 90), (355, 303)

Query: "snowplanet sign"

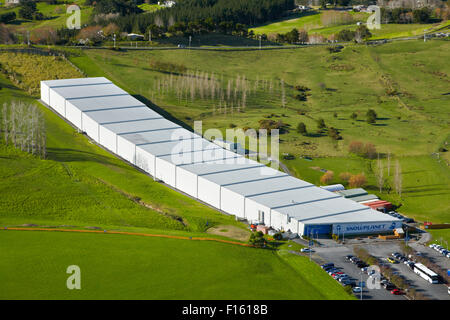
(333, 221), (399, 235)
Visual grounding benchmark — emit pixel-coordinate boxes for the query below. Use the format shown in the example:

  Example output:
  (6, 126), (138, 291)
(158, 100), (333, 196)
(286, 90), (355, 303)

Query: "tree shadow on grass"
(133, 94), (193, 131)
(46, 147), (117, 165)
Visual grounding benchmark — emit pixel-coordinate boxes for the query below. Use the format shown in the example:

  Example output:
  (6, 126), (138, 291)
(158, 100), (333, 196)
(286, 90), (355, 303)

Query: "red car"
(390, 289), (404, 295)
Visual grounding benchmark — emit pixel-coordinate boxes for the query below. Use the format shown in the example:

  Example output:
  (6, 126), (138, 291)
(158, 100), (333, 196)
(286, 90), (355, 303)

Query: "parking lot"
(312, 245), (406, 300)
(304, 238), (449, 300)
(360, 242), (449, 300)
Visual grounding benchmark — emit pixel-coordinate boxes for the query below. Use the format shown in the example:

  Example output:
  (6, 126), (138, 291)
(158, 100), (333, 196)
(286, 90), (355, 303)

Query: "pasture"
(0, 230), (352, 300)
(249, 11), (449, 40)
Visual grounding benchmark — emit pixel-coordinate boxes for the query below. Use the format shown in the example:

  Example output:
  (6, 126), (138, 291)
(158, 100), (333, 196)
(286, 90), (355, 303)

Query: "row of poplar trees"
(1, 101), (46, 159)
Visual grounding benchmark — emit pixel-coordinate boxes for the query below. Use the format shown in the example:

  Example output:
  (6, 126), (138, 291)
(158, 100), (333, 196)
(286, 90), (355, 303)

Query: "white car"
(301, 248), (313, 253)
(352, 287), (362, 293)
(429, 244), (435, 249)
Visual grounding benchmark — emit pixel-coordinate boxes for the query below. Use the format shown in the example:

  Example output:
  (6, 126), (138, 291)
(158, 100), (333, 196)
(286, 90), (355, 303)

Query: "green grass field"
(249, 11), (449, 40)
(138, 3), (161, 13)
(428, 229), (450, 247)
(66, 39), (449, 223)
(0, 230), (352, 299)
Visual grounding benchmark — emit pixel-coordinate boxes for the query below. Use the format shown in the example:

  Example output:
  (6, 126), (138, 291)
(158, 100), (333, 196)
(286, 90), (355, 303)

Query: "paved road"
(63, 34), (447, 52)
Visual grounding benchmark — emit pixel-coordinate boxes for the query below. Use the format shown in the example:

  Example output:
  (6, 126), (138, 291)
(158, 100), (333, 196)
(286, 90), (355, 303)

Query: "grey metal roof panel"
(159, 148), (240, 166)
(67, 95), (146, 112)
(137, 138), (219, 157)
(85, 106), (162, 124)
(52, 83), (127, 99)
(178, 157), (262, 176)
(248, 185), (339, 209)
(201, 166), (287, 186)
(120, 127), (200, 145)
(295, 207), (401, 225)
(275, 196), (399, 224)
(102, 118), (180, 135)
(350, 194), (379, 203)
(223, 175), (313, 197)
(336, 188), (368, 198)
(42, 77), (111, 88)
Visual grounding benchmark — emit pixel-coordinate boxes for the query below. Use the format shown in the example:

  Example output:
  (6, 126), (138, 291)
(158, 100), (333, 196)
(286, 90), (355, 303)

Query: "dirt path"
(206, 225), (250, 242)
(1, 227), (254, 248)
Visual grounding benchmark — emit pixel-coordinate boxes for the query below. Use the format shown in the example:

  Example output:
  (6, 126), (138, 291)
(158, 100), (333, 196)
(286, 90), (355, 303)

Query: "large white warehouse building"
(40, 77), (402, 237)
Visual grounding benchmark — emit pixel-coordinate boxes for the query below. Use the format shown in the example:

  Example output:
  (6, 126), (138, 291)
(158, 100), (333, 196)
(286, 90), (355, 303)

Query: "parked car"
(321, 263), (334, 269)
(391, 289), (404, 295)
(357, 261), (368, 268)
(328, 269), (339, 275)
(384, 283), (395, 290)
(338, 275), (350, 282)
(392, 252), (400, 257)
(352, 287), (363, 293)
(387, 257), (397, 263)
(301, 248), (313, 253)
(367, 269), (376, 276)
(345, 255), (354, 261)
(342, 279), (355, 287)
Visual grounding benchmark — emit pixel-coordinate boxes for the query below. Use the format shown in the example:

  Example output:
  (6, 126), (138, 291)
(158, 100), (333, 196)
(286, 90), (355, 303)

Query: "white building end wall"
(49, 90), (66, 116)
(116, 136), (136, 164)
(65, 101), (82, 130)
(220, 188), (245, 218)
(40, 82), (50, 106)
(135, 147), (155, 176)
(99, 126), (118, 153)
(270, 210), (285, 231)
(244, 198), (271, 224)
(81, 114), (100, 142)
(175, 168), (198, 198)
(197, 177), (221, 209)
(155, 158), (177, 187)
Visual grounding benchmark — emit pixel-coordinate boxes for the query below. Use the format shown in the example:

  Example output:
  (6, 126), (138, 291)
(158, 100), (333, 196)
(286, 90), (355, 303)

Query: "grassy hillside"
(0, 1), (92, 31)
(250, 11), (450, 40)
(69, 40), (449, 223)
(0, 54), (244, 233)
(0, 230), (352, 299)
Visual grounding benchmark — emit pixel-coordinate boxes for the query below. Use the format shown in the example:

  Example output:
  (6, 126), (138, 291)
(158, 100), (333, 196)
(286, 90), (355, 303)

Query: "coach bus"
(413, 263), (439, 284)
